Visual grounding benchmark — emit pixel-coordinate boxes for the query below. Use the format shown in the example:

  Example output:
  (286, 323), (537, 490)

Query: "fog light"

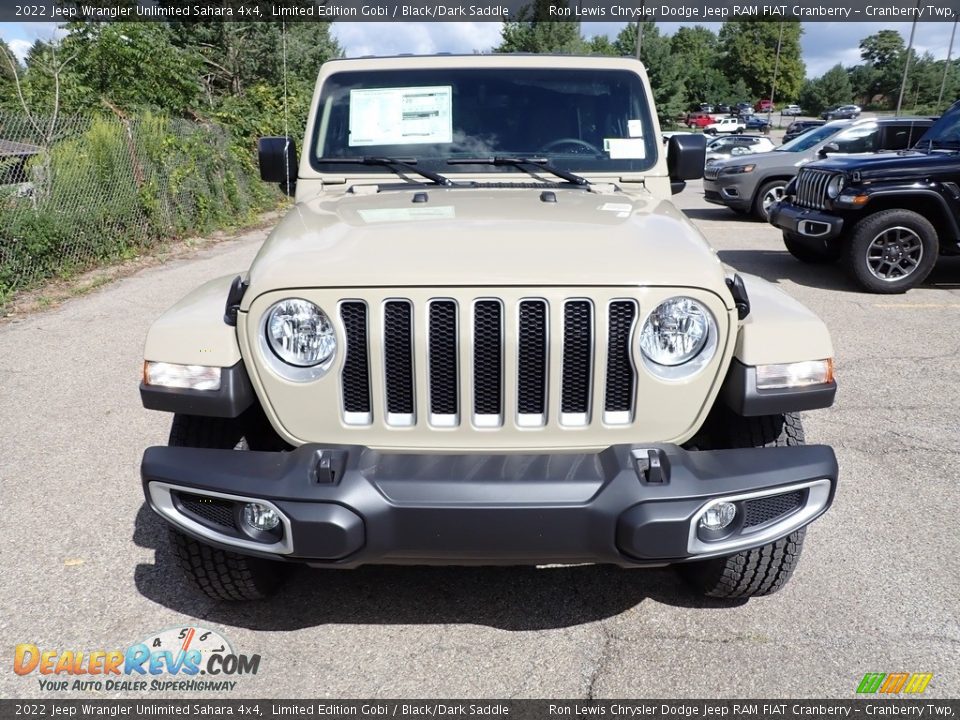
(699, 502), (737, 531)
(242, 503), (281, 532)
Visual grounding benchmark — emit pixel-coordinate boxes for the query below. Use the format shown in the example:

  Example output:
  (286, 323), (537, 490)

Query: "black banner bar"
(1, 700), (959, 720)
(5, 0), (960, 23)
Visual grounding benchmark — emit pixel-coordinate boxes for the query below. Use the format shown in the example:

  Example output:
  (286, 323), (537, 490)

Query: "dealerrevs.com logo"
(13, 626), (260, 693)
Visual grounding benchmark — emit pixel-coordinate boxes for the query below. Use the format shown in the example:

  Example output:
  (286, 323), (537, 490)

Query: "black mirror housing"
(667, 133), (707, 183)
(258, 137), (298, 196)
(818, 142), (839, 158)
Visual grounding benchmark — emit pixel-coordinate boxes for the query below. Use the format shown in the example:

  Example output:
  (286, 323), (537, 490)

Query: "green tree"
(718, 20), (805, 102)
(0, 40), (21, 110)
(818, 64), (853, 107)
(612, 23), (686, 123)
(57, 23), (201, 113)
(858, 30), (905, 103)
(671, 26), (729, 105)
(848, 64), (879, 107)
(496, 1), (586, 53)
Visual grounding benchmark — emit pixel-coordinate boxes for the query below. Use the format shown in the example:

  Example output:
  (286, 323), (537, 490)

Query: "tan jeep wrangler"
(140, 55), (839, 601)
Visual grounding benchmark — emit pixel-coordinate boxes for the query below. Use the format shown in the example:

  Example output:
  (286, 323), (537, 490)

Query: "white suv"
(704, 117), (746, 135)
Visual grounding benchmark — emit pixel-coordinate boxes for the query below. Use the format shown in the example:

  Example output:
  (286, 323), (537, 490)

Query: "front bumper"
(769, 200), (845, 240)
(142, 443), (838, 567)
(703, 176), (754, 211)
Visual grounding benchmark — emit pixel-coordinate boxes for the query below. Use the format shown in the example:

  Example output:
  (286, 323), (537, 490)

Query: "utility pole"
(768, 22), (784, 125)
(937, 18), (958, 112)
(635, 16), (647, 60)
(896, 8), (919, 116)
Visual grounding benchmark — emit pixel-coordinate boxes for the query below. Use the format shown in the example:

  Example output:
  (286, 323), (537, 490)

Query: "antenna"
(282, 20), (291, 198)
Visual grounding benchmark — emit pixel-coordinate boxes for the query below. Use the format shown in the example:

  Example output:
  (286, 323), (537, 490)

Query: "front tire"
(783, 231), (842, 264)
(679, 412), (808, 599)
(754, 180), (788, 221)
(165, 414), (289, 601)
(844, 209), (938, 293)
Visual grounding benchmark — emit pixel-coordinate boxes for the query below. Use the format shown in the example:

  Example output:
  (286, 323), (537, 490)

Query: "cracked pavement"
(1, 182), (958, 700)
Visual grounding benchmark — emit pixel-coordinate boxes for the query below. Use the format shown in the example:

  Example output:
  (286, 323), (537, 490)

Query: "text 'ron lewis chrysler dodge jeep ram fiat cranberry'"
(139, 55), (839, 602)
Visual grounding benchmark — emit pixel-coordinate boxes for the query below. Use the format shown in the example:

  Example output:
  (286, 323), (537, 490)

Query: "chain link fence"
(0, 112), (281, 303)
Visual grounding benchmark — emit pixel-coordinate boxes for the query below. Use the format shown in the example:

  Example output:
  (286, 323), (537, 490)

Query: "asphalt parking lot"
(1, 183), (958, 700)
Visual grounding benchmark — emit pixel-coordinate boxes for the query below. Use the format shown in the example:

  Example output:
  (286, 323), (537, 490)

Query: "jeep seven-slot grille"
(604, 301), (637, 415)
(340, 302), (371, 415)
(383, 301), (415, 419)
(517, 300), (548, 416)
(794, 169), (835, 210)
(340, 297), (638, 428)
(560, 301), (593, 418)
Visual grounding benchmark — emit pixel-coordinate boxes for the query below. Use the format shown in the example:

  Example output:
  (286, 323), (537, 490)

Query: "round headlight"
(639, 297), (711, 367)
(265, 299), (336, 367)
(826, 174), (845, 199)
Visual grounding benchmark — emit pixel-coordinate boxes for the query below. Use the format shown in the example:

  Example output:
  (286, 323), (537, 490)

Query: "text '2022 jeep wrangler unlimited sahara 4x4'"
(140, 55), (839, 601)
(770, 103), (960, 293)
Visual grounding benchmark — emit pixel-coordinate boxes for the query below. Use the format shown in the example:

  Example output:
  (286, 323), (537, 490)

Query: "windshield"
(918, 101), (960, 146)
(311, 67), (658, 175)
(776, 124), (843, 152)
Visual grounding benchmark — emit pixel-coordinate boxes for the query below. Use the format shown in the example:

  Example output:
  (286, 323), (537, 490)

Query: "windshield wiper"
(315, 156), (454, 186)
(447, 157), (590, 186)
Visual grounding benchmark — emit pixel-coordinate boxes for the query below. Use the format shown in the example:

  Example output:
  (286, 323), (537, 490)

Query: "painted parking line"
(873, 303), (960, 309)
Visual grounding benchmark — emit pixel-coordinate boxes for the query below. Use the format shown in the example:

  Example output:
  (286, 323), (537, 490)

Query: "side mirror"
(667, 133), (707, 194)
(818, 142), (839, 158)
(258, 136), (298, 196)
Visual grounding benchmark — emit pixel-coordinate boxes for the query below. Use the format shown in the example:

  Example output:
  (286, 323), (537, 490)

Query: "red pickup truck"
(754, 99), (774, 112)
(685, 113), (717, 128)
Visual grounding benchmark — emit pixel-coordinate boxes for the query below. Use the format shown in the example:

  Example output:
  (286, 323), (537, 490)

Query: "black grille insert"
(383, 300), (414, 415)
(429, 301), (458, 416)
(743, 490), (804, 528)
(179, 494), (236, 530)
(517, 300), (548, 415)
(473, 301), (503, 415)
(604, 301), (636, 413)
(561, 301), (592, 415)
(340, 302), (371, 414)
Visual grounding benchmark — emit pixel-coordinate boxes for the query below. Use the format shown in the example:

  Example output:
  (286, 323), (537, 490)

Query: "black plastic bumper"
(768, 201), (845, 240)
(142, 443), (838, 567)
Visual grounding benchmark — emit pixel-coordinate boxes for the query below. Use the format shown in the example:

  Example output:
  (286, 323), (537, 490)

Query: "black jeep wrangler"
(769, 102), (960, 293)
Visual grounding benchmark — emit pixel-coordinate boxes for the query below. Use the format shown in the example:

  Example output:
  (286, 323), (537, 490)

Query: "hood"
(243, 186), (729, 304)
(803, 150), (957, 182)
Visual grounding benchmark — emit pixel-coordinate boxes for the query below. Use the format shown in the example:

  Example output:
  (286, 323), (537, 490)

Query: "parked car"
(744, 115), (772, 132)
(782, 105), (802, 116)
(783, 120), (826, 143)
(138, 53), (840, 602)
(755, 99), (774, 113)
(704, 117), (746, 135)
(686, 112), (717, 129)
(662, 130), (694, 145)
(705, 135), (776, 165)
(734, 102), (754, 117)
(769, 101), (960, 293)
(821, 105), (861, 120)
(714, 103), (732, 114)
(703, 116), (934, 221)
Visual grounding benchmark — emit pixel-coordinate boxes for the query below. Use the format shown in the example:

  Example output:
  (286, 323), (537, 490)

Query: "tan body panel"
(733, 274), (834, 365)
(243, 188), (731, 303)
(144, 274), (240, 368)
(239, 286), (737, 452)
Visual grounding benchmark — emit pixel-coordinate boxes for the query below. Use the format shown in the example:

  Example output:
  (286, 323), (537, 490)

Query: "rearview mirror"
(258, 136), (298, 196)
(818, 142), (839, 158)
(668, 133), (707, 194)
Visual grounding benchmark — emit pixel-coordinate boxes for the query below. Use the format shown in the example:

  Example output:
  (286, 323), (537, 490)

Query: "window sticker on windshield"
(627, 120), (644, 138)
(604, 138), (646, 160)
(349, 86), (453, 146)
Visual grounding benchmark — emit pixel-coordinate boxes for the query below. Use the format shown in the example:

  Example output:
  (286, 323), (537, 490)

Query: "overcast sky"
(1, 21), (958, 78)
